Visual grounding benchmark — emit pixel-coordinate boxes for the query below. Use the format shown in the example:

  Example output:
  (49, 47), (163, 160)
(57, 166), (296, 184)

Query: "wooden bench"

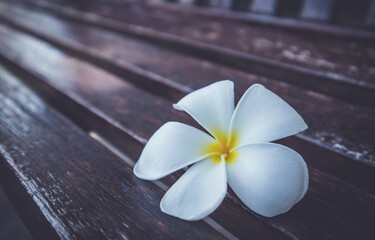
(0, 0), (374, 239)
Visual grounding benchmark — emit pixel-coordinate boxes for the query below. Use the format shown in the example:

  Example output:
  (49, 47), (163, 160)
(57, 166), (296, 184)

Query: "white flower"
(134, 81), (309, 220)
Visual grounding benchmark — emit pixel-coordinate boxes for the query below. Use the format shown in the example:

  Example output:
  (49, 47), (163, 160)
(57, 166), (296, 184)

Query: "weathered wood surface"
(0, 17), (375, 240)
(0, 23), (290, 240)
(35, 0), (375, 82)
(15, 0), (375, 111)
(0, 0), (374, 239)
(0, 66), (229, 240)
(0, 25), (290, 240)
(0, 3), (374, 190)
(121, 0), (375, 38)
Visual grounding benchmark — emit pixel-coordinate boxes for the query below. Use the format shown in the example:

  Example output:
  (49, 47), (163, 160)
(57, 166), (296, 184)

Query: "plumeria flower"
(134, 81), (308, 220)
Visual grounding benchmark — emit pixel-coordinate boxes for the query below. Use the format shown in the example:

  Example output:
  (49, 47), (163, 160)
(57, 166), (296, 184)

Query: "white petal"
(134, 122), (215, 180)
(229, 84), (307, 145)
(173, 80), (234, 140)
(227, 143), (308, 217)
(161, 157), (227, 221)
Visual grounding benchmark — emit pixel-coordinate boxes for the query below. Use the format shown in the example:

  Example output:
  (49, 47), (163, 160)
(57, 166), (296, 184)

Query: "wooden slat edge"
(0, 48), (290, 240)
(133, 0), (375, 42)
(0, 12), (373, 195)
(21, 0), (375, 109)
(0, 66), (230, 240)
(1, 41), (374, 240)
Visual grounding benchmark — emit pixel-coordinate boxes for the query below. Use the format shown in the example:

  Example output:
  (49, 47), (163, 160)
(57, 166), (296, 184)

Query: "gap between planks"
(0, 45), (297, 240)
(1, 7), (375, 187)
(17, 0), (375, 109)
(0, 13), (374, 195)
(0, 11), (190, 102)
(0, 1), (374, 238)
(102, 0), (375, 43)
(1, 39), (373, 239)
(0, 65), (230, 240)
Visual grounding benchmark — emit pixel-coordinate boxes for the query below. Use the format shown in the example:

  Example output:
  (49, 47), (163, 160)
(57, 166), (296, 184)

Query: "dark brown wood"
(40, 0), (375, 57)
(17, 0), (375, 110)
(102, 0), (375, 41)
(0, 66), (227, 240)
(0, 21), (374, 240)
(0, 27), (290, 240)
(0, 5), (374, 196)
(1, 1), (375, 239)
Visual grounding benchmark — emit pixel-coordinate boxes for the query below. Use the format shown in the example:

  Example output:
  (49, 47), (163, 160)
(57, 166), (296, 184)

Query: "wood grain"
(0, 22), (374, 239)
(46, 0), (375, 82)
(20, 0), (375, 106)
(0, 66), (228, 239)
(0, 26), (290, 240)
(102, 0), (375, 42)
(0, 1), (374, 239)
(0, 7), (374, 193)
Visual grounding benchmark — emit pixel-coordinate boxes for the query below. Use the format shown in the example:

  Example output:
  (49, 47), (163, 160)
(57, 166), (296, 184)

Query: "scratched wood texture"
(0, 0), (374, 239)
(48, 0), (375, 82)
(0, 66), (229, 240)
(13, 0), (375, 110)
(23, 0), (375, 108)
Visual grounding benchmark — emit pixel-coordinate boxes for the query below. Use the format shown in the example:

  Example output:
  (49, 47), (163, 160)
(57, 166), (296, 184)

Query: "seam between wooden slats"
(0, 13), (189, 102)
(103, 0), (375, 43)
(2, 30), (375, 239)
(1, 33), (374, 237)
(0, 60), (234, 240)
(19, 0), (375, 109)
(0, 66), (231, 240)
(0, 10), (374, 172)
(0, 2), (375, 239)
(0, 13), (373, 196)
(0, 50), (297, 240)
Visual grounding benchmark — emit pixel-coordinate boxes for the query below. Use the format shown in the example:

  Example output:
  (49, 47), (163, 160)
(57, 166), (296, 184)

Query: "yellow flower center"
(202, 129), (239, 164)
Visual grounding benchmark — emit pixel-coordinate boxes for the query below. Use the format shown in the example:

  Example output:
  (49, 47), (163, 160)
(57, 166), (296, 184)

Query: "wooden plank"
(68, 0), (369, 83)
(16, 1), (375, 110)
(0, 66), (227, 239)
(0, 27), (289, 240)
(0, 6), (374, 195)
(0, 21), (374, 240)
(84, 0), (375, 41)
(300, 0), (334, 22)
